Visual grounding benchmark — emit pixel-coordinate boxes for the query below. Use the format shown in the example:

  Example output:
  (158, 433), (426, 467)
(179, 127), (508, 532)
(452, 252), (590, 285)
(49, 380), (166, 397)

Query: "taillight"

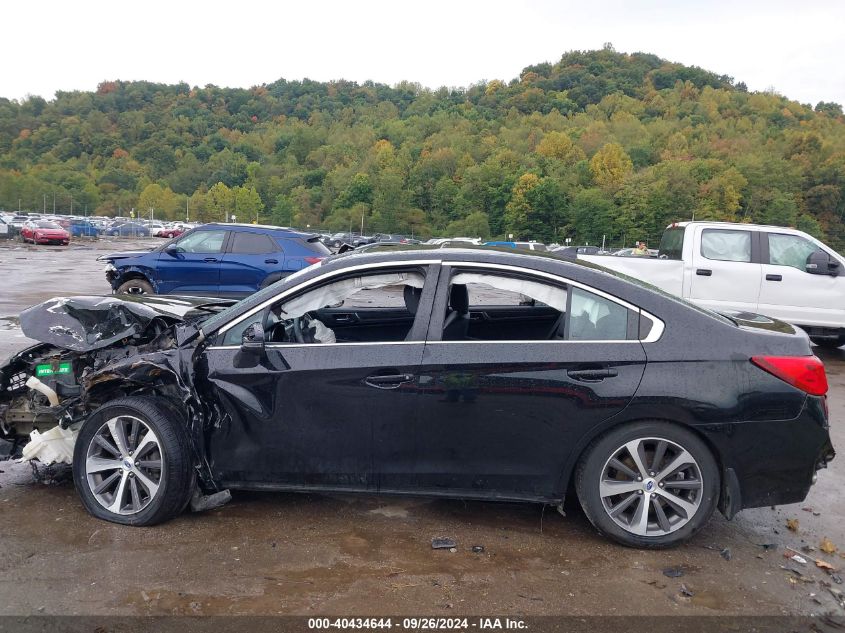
(304, 256), (323, 265)
(751, 355), (828, 396)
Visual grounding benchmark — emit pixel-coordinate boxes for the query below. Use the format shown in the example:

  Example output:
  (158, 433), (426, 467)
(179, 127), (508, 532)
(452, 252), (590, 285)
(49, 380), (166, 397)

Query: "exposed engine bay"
(0, 295), (234, 462)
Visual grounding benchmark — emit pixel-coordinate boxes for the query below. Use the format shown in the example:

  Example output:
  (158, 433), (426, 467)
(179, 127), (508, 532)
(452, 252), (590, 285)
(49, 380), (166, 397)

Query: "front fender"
(112, 264), (159, 293)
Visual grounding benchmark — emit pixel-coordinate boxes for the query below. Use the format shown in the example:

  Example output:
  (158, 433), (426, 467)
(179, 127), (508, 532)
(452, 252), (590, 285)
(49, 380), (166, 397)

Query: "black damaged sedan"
(0, 248), (834, 547)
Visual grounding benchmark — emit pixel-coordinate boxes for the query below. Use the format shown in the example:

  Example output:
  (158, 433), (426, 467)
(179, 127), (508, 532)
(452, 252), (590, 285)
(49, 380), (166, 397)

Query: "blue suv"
(68, 219), (100, 237)
(99, 224), (330, 298)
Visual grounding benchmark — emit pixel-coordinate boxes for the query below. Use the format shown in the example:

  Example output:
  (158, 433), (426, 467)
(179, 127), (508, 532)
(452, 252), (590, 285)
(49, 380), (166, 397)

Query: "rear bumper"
(707, 396), (834, 513)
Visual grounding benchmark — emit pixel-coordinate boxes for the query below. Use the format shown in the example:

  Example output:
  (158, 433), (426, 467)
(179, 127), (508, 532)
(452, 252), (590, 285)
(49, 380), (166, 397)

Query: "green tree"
(589, 143), (633, 190)
(207, 182), (234, 222)
(233, 185), (264, 223)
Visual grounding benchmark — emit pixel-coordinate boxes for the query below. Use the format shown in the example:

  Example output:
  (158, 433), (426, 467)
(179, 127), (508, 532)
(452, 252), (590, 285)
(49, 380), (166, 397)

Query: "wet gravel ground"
(0, 238), (843, 616)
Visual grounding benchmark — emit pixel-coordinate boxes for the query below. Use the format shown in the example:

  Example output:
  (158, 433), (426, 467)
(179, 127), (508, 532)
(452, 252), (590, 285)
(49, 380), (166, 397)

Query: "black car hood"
(96, 250), (154, 261)
(20, 295), (236, 352)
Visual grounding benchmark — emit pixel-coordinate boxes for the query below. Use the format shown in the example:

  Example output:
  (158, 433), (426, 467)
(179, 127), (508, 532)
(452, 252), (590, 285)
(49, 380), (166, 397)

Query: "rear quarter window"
(279, 237), (331, 255)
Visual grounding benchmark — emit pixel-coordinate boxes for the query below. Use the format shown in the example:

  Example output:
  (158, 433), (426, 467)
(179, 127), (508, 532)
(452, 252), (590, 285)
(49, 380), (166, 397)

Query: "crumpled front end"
(0, 295), (234, 490)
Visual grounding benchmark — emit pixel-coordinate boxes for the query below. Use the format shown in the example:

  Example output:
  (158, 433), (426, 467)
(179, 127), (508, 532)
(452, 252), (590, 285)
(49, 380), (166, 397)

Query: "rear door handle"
(567, 368), (619, 382)
(364, 373), (415, 389)
(264, 259), (278, 264)
(765, 274), (782, 281)
(696, 269), (712, 276)
(204, 257), (218, 263)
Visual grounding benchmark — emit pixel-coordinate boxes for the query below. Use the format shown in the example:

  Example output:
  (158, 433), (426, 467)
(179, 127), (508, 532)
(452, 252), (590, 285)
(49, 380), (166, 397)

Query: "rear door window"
(230, 231), (277, 254)
(701, 229), (751, 263)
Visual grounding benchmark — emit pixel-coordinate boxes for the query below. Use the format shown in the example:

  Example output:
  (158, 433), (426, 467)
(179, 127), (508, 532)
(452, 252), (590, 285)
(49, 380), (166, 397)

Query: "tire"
(811, 336), (844, 349)
(259, 272), (289, 289)
(72, 396), (194, 526)
(575, 420), (719, 548)
(116, 278), (154, 295)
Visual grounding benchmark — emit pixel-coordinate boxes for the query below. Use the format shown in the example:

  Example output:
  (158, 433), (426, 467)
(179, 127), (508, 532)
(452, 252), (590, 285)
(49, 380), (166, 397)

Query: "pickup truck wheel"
(575, 421), (719, 548)
(117, 278), (153, 295)
(811, 336), (844, 349)
(72, 396), (194, 526)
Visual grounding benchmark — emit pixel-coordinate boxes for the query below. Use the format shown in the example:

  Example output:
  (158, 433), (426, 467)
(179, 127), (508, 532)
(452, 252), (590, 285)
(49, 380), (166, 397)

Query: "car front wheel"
(72, 396), (194, 526)
(575, 421), (719, 548)
(117, 278), (154, 294)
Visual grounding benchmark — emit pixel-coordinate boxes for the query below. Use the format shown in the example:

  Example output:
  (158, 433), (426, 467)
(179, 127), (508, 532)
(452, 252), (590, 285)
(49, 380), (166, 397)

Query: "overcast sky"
(4, 0), (844, 107)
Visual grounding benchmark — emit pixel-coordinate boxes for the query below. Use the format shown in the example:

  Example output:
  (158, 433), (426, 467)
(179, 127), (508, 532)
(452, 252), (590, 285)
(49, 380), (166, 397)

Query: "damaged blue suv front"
(99, 223), (329, 298)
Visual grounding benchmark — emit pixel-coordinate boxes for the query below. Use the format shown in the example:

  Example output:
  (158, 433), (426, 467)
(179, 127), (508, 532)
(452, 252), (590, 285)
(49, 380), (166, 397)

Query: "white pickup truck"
(580, 221), (845, 348)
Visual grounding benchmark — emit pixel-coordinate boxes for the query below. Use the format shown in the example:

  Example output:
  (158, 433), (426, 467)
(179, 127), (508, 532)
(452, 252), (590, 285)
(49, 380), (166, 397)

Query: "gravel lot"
(0, 237), (843, 617)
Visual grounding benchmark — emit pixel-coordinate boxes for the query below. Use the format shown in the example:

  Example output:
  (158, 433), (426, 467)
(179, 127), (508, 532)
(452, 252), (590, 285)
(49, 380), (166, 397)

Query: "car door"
(402, 263), (647, 500)
(759, 231), (845, 326)
(154, 228), (227, 295)
(200, 262), (439, 491)
(688, 226), (762, 313)
(219, 230), (284, 297)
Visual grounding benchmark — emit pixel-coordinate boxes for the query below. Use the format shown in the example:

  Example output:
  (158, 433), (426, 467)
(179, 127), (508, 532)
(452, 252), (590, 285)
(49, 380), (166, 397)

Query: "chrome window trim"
(208, 258), (665, 344)
(446, 261), (665, 343)
(213, 259), (441, 337)
(207, 341), (424, 351)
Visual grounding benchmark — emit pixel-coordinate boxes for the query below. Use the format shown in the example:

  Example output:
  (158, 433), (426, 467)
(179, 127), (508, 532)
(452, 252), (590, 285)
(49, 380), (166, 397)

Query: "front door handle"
(567, 368), (619, 382)
(204, 257), (218, 263)
(364, 373), (415, 389)
(265, 259), (278, 264)
(696, 269), (712, 276)
(765, 274), (782, 281)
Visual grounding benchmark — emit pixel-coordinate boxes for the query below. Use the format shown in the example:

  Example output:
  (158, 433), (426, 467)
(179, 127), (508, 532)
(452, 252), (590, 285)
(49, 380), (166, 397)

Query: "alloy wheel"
(599, 436), (703, 537)
(85, 415), (164, 515)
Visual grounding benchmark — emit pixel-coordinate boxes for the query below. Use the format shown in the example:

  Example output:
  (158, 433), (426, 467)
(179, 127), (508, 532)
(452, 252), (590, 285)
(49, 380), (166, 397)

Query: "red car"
(157, 227), (185, 238)
(21, 221), (70, 245)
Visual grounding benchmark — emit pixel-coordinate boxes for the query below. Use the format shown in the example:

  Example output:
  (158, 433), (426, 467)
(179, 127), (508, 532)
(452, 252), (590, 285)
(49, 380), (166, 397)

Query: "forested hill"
(1, 47), (844, 249)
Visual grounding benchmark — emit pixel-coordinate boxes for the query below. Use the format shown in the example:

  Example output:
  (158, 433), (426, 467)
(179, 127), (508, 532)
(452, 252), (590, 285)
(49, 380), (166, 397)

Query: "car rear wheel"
(575, 421), (719, 548)
(117, 278), (154, 295)
(72, 397), (194, 526)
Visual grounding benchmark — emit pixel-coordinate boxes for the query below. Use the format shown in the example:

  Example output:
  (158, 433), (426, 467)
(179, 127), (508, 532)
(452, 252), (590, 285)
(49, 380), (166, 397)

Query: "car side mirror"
(240, 322), (265, 354)
(806, 250), (840, 276)
(165, 245), (180, 256)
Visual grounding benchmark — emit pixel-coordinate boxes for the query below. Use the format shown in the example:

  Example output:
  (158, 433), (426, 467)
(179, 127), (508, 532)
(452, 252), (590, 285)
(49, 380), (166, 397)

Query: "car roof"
(670, 220), (806, 233)
(196, 223), (315, 239)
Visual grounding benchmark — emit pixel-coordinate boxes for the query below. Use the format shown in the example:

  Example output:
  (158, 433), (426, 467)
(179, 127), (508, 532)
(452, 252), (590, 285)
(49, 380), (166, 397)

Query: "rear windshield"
(658, 227), (685, 260)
